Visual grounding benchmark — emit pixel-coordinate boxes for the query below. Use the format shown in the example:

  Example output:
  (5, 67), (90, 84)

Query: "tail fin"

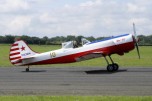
(9, 40), (37, 66)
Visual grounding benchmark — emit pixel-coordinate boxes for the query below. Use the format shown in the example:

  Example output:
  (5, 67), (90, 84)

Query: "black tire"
(107, 64), (114, 72)
(112, 63), (119, 71)
(26, 68), (29, 72)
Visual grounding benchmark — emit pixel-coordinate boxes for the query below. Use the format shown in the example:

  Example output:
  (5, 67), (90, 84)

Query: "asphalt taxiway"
(0, 67), (151, 95)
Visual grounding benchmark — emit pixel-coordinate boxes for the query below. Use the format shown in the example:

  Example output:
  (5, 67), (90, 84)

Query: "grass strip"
(0, 96), (152, 101)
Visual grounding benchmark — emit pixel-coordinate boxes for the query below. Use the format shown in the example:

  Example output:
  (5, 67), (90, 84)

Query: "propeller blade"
(135, 42), (140, 59)
(133, 23), (137, 40)
(133, 23), (140, 59)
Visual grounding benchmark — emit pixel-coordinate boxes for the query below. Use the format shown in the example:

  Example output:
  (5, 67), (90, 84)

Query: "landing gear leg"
(26, 66), (30, 72)
(104, 56), (109, 65)
(104, 56), (113, 72)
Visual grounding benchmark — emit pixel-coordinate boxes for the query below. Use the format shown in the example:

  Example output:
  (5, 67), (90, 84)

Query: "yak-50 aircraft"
(9, 24), (140, 72)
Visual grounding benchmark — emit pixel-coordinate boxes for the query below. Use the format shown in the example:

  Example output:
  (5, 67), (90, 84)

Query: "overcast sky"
(0, 0), (151, 37)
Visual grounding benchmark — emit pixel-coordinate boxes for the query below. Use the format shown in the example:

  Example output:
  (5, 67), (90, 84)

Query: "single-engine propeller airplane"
(9, 23), (140, 72)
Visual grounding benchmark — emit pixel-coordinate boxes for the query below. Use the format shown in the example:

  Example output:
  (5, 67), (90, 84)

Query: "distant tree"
(86, 36), (95, 42)
(146, 35), (152, 45)
(31, 37), (40, 44)
(5, 35), (15, 43)
(66, 35), (76, 41)
(60, 36), (66, 42)
(20, 35), (32, 44)
(0, 36), (5, 43)
(138, 35), (152, 45)
(96, 37), (106, 40)
(138, 35), (146, 45)
(42, 36), (49, 45)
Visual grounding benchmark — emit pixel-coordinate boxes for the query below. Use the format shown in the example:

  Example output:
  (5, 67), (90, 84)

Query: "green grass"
(0, 44), (152, 67)
(0, 96), (151, 101)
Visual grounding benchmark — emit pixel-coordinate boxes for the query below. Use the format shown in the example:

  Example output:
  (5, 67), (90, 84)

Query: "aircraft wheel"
(107, 64), (114, 72)
(112, 63), (119, 71)
(26, 68), (29, 72)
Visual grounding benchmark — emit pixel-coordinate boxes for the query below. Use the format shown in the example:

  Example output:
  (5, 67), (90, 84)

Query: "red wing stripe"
(12, 44), (18, 47)
(10, 56), (21, 60)
(10, 52), (20, 56)
(10, 48), (19, 51)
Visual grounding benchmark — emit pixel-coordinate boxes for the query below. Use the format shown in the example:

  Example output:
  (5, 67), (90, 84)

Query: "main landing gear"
(26, 66), (30, 72)
(104, 55), (119, 72)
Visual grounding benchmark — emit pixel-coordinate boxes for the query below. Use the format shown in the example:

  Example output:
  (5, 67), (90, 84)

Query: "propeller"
(133, 23), (140, 59)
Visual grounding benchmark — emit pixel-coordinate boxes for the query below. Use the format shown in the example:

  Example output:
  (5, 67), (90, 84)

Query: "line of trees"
(0, 35), (152, 45)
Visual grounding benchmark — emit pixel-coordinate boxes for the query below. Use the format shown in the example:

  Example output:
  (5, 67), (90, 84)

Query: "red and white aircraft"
(9, 24), (140, 72)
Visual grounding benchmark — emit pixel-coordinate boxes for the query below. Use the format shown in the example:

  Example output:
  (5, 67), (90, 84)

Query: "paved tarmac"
(0, 67), (152, 96)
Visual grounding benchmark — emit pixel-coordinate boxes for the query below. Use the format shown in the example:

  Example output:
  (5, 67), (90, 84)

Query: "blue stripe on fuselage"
(86, 34), (130, 45)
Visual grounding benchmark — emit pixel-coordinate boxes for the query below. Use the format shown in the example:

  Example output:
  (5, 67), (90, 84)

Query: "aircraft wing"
(75, 51), (104, 62)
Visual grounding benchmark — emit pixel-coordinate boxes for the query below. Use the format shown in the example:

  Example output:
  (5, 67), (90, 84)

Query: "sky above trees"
(0, 0), (151, 37)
